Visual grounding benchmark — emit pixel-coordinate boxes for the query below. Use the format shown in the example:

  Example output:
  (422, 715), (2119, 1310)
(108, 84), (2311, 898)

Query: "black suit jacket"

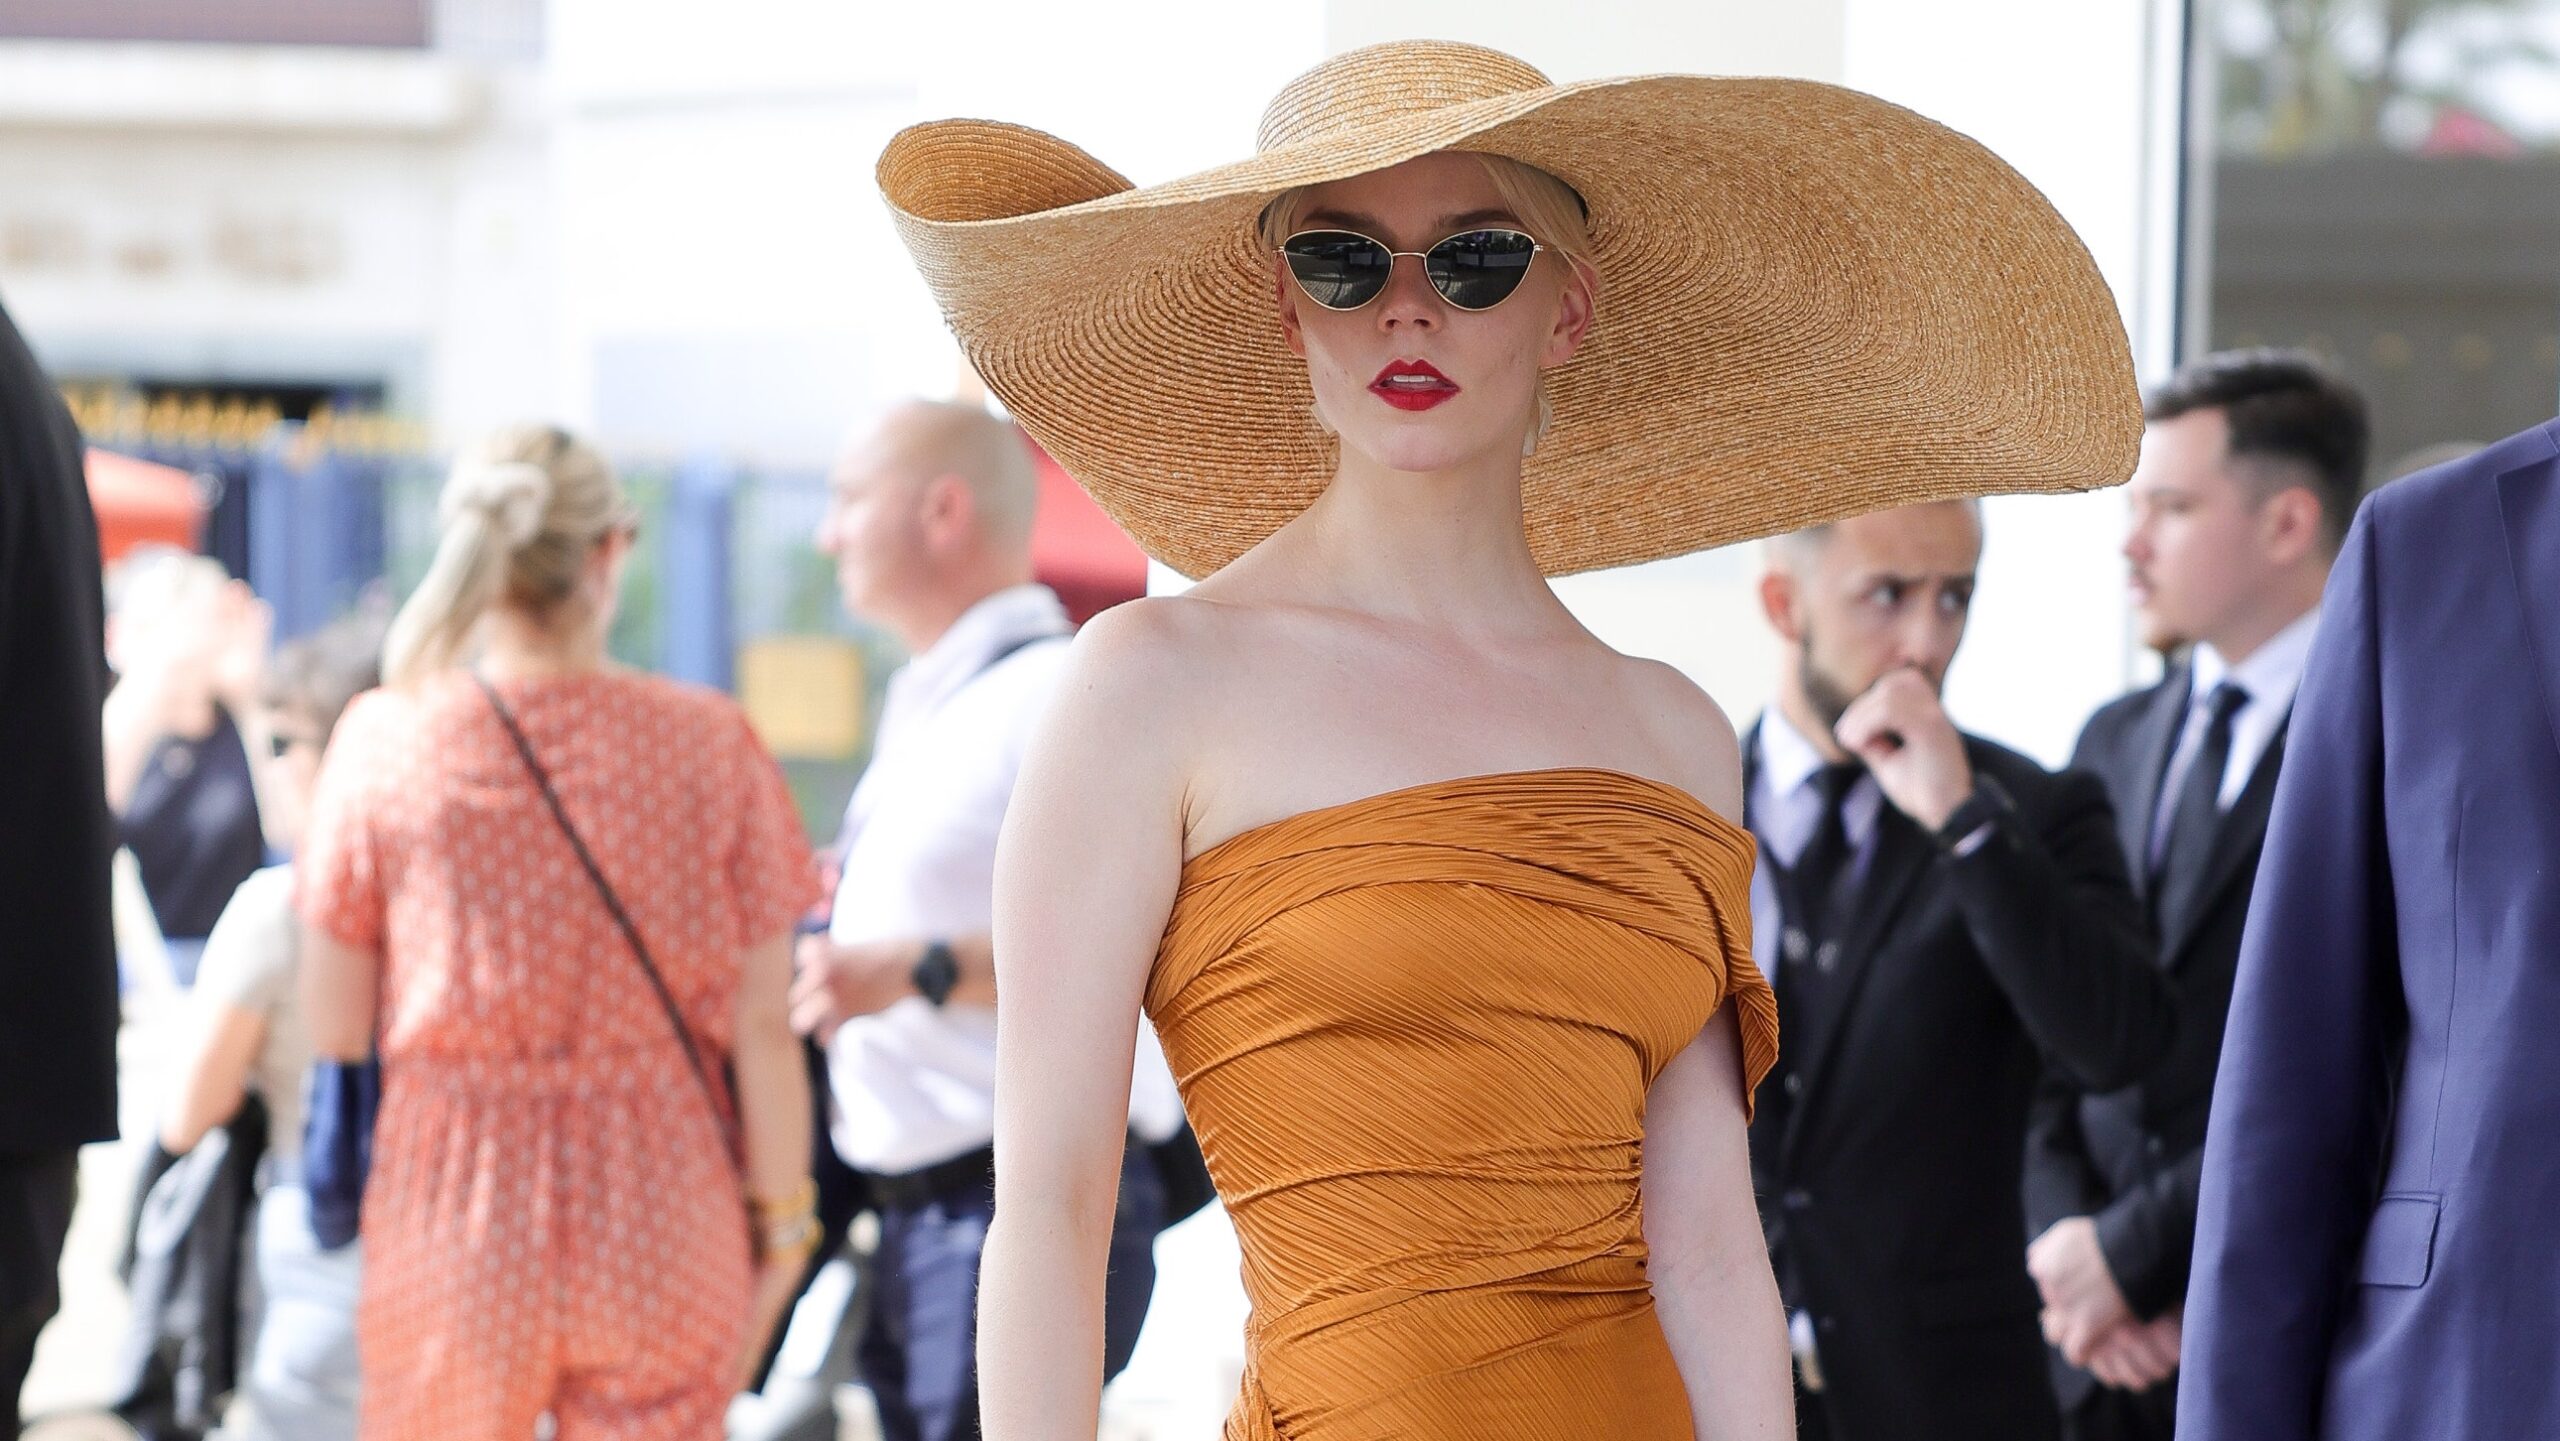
(1747, 726), (2173, 1441)
(0, 295), (119, 1157)
(2023, 666), (2288, 1398)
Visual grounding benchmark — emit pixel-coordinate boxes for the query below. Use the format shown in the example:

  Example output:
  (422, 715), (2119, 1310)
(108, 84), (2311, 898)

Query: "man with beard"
(1744, 501), (2174, 1441)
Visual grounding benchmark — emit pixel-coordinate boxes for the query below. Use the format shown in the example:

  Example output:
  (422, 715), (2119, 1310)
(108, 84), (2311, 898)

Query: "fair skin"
(301, 527), (810, 1386)
(977, 152), (1790, 1440)
(2026, 406), (2334, 1391)
(2120, 407), (2334, 662)
(1756, 503), (1986, 834)
(789, 403), (1040, 1033)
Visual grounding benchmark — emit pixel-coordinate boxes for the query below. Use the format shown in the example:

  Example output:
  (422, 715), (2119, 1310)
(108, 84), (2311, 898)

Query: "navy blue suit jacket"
(2179, 415), (2560, 1440)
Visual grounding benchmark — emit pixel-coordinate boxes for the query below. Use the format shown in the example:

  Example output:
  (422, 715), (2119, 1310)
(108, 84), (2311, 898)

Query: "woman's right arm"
(162, 876), (291, 1151)
(977, 604), (1196, 1441)
(160, 1001), (267, 1154)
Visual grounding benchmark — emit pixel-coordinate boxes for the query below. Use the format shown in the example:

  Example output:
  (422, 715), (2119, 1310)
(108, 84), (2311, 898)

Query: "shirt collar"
(1754, 705), (1886, 854)
(891, 583), (1070, 718)
(2192, 604), (2322, 718)
(1758, 704), (1834, 801)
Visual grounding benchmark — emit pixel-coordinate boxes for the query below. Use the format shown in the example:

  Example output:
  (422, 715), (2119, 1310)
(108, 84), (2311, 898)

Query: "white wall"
(0, 41), (555, 439)
(547, 0), (1328, 465)
(1325, 0), (1844, 83)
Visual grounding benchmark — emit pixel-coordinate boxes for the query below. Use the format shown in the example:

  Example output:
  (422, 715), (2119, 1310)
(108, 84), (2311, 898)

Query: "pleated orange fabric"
(1148, 767), (1778, 1440)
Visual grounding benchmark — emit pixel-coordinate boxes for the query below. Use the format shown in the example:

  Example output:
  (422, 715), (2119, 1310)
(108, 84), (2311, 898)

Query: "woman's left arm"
(294, 694), (387, 1062)
(302, 929), (379, 1062)
(1645, 1007), (1793, 1441)
(1633, 660), (1791, 1436)
(733, 928), (814, 1383)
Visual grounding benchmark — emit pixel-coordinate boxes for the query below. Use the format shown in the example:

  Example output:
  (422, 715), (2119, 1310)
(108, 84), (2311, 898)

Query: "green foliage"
(2214, 0), (2560, 155)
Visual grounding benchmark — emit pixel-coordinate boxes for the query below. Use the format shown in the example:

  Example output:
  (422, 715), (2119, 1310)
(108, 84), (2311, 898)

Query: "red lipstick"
(1370, 359), (1459, 412)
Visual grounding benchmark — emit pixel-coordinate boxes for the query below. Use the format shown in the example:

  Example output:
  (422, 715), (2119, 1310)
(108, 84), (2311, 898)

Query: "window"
(2191, 0), (2560, 479)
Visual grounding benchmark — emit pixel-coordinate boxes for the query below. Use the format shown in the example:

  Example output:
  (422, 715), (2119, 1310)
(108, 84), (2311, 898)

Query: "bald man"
(786, 401), (1180, 1441)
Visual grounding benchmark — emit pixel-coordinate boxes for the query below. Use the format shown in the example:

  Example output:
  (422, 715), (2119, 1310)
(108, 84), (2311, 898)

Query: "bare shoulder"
(1610, 653), (1745, 822)
(1057, 593), (1243, 714)
(1039, 593), (1259, 793)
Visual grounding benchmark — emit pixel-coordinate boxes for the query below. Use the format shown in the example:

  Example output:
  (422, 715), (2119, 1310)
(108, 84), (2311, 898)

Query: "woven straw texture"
(879, 40), (2141, 579)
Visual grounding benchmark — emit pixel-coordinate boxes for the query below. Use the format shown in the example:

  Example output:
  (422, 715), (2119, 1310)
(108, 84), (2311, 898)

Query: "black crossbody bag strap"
(474, 674), (739, 1172)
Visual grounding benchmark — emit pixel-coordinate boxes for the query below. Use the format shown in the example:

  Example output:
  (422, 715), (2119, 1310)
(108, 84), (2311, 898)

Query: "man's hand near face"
(1833, 667), (1975, 831)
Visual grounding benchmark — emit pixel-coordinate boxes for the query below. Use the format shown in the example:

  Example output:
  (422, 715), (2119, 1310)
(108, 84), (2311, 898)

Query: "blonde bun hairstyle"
(381, 424), (629, 687)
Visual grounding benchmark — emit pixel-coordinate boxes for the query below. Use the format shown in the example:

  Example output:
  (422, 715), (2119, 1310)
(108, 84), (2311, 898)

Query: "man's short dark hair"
(2145, 348), (2370, 550)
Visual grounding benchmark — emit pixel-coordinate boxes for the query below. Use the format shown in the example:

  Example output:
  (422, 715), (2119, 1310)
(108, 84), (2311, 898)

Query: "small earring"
(1521, 391), (1555, 458)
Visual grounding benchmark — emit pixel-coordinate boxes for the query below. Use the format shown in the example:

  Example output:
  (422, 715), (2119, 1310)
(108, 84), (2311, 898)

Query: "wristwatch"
(910, 939), (959, 1008)
(1931, 777), (2016, 857)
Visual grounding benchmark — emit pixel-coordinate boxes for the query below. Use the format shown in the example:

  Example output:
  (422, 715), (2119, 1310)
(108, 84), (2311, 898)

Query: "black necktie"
(1781, 763), (1865, 980)
(2154, 681), (2248, 935)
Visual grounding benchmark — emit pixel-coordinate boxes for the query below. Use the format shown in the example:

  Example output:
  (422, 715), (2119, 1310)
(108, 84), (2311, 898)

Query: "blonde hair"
(1260, 153), (1598, 453)
(381, 424), (628, 687)
(1258, 152), (1597, 279)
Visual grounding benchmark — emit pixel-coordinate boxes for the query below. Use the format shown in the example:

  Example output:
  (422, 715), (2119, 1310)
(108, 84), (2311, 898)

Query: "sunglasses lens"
(1425, 230), (1539, 310)
(1283, 231), (1394, 310)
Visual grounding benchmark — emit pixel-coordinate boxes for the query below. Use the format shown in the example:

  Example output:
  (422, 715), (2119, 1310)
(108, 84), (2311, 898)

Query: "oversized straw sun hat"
(879, 40), (2140, 579)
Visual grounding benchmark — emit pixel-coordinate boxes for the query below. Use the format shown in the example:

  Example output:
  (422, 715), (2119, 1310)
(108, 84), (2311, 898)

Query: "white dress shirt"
(1747, 706), (1886, 979)
(826, 584), (1185, 1174)
(2147, 606), (2323, 867)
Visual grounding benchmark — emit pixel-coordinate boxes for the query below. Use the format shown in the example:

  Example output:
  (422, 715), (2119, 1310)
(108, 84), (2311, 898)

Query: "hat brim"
(880, 74), (2140, 579)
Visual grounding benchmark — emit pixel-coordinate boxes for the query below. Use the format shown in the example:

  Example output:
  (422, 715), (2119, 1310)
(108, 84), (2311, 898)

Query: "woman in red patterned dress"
(300, 425), (818, 1440)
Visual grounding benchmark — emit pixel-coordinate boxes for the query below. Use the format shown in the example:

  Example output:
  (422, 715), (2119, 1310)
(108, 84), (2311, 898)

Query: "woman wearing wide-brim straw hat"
(882, 38), (2137, 1441)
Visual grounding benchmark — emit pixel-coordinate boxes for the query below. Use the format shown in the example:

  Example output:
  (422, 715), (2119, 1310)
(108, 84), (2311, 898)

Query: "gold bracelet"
(748, 1177), (817, 1227)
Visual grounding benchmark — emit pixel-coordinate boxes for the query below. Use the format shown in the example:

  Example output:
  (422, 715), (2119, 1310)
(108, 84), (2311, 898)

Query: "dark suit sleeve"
(2022, 1069), (2103, 1240)
(1941, 765), (2174, 1092)
(2177, 503), (2402, 1441)
(2021, 715), (2139, 1246)
(2092, 1144), (2201, 1319)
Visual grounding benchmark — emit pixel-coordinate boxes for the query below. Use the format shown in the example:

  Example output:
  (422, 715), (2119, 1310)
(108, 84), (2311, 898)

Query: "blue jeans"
(858, 1145), (1164, 1441)
(236, 1183), (362, 1441)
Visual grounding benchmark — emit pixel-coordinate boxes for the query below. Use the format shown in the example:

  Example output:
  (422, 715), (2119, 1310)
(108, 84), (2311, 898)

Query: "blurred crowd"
(0, 276), (2531, 1441)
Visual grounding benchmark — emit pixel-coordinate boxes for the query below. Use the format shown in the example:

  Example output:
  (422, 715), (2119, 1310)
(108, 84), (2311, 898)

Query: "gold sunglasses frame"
(1277, 227), (1546, 313)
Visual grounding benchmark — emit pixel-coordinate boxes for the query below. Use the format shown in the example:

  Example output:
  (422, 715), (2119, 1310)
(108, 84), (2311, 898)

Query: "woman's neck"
(1277, 447), (1561, 628)
(478, 607), (610, 680)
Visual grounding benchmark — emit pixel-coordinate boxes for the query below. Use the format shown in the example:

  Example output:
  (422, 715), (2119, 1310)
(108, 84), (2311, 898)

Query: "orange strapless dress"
(1148, 768), (1779, 1440)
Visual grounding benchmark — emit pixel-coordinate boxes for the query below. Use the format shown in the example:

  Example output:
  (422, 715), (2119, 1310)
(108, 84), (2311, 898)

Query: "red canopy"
(1027, 442), (1148, 624)
(86, 448), (202, 564)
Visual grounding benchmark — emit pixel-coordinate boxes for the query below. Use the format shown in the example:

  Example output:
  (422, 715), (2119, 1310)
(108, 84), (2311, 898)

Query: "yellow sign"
(737, 635), (867, 761)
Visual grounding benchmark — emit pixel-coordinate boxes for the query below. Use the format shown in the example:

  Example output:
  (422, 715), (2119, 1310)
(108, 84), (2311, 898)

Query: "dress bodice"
(1148, 768), (1778, 1439)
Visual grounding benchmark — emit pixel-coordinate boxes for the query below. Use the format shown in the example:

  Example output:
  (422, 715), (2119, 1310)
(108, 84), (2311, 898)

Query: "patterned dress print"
(298, 670), (814, 1441)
